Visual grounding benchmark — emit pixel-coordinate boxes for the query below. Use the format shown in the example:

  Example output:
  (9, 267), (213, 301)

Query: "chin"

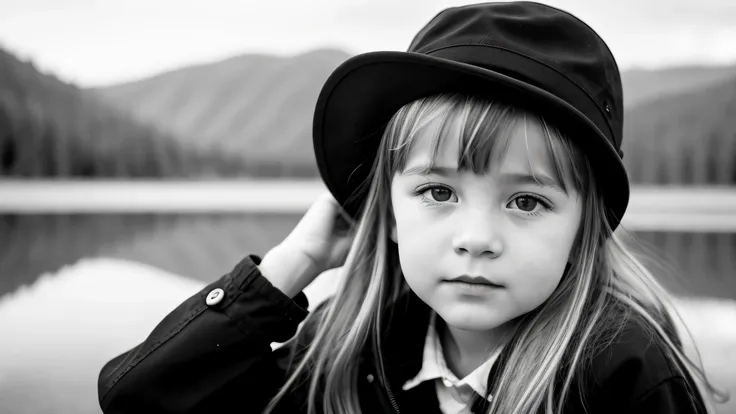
(439, 310), (510, 332)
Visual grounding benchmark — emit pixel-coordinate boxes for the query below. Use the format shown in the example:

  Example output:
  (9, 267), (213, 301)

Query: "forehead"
(405, 114), (556, 175)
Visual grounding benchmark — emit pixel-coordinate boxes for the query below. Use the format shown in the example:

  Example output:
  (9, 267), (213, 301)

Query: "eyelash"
(413, 183), (554, 215)
(511, 193), (554, 215)
(414, 183), (454, 207)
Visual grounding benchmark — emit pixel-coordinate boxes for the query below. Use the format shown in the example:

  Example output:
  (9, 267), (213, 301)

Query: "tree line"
(0, 88), (322, 179)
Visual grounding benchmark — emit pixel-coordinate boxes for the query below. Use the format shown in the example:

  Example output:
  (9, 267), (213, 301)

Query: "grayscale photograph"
(0, 1), (734, 413)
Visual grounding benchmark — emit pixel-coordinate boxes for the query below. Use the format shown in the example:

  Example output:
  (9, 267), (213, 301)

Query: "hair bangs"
(534, 115), (590, 196)
(385, 93), (589, 196)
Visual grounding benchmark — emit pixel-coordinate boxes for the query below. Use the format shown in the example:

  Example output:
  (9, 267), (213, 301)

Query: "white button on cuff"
(441, 378), (454, 388)
(206, 288), (225, 306)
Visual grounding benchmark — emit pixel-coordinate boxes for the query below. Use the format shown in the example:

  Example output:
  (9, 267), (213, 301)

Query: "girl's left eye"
(507, 194), (551, 214)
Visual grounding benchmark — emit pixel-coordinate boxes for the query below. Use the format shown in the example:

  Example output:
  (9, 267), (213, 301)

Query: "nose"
(452, 210), (503, 259)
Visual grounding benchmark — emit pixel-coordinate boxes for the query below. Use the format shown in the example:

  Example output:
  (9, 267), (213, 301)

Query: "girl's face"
(390, 116), (583, 332)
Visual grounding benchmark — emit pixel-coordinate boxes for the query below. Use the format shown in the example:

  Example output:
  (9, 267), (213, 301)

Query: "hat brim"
(313, 51), (629, 226)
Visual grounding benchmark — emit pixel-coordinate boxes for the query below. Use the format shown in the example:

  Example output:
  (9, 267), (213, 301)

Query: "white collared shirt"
(402, 312), (503, 414)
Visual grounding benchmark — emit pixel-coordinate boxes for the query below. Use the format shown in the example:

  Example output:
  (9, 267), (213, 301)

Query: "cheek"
(394, 221), (435, 273)
(517, 254), (566, 297)
(391, 201), (445, 284)
(508, 233), (575, 307)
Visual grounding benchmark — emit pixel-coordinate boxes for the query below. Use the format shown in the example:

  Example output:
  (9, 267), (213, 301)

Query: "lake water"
(0, 212), (735, 414)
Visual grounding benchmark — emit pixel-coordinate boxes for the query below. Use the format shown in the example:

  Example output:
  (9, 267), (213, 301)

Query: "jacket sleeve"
(626, 377), (707, 414)
(97, 255), (314, 414)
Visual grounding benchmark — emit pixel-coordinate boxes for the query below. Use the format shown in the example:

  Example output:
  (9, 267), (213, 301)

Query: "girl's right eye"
(416, 184), (458, 205)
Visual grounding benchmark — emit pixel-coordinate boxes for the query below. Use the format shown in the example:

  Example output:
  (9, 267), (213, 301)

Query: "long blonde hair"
(264, 93), (728, 413)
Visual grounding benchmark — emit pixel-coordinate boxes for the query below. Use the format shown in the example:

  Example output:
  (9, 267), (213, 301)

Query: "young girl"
(98, 2), (727, 413)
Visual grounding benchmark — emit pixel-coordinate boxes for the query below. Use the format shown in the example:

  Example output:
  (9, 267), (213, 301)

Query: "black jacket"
(98, 255), (707, 414)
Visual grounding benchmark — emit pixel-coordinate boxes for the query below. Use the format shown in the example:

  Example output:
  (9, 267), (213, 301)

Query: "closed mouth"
(446, 275), (503, 288)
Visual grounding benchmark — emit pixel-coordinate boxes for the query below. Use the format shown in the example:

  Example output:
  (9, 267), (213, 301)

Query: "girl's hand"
(259, 192), (354, 298)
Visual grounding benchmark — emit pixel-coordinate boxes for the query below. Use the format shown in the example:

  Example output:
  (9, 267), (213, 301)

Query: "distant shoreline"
(0, 180), (734, 232)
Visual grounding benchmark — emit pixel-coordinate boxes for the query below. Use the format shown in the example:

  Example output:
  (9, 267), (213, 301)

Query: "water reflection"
(1, 214), (734, 300)
(0, 213), (302, 298)
(0, 259), (206, 414)
(633, 231), (736, 298)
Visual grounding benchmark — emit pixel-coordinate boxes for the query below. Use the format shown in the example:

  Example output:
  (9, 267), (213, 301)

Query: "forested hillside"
(0, 47), (247, 178)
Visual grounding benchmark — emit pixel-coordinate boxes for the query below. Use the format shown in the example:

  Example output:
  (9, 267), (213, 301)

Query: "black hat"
(313, 1), (630, 227)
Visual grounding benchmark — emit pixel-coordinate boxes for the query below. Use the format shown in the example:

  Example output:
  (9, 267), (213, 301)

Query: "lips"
(448, 275), (503, 287)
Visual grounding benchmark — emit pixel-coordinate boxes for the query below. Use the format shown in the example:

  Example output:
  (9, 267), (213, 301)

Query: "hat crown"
(408, 1), (623, 150)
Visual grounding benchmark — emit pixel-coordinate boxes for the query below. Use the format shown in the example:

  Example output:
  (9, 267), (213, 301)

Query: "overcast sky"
(1, 0), (735, 87)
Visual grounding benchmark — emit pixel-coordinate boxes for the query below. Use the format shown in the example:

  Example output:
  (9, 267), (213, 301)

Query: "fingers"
(317, 191), (354, 229)
(296, 192), (337, 225)
(291, 191), (352, 238)
(312, 191), (340, 216)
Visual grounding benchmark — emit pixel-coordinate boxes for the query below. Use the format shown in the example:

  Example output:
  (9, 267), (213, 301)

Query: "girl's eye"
(515, 196), (538, 212)
(416, 184), (457, 204)
(507, 194), (552, 214)
(429, 187), (453, 202)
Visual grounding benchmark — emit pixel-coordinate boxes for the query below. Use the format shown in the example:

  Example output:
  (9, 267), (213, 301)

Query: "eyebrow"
(400, 165), (457, 177)
(500, 172), (567, 195)
(400, 165), (567, 194)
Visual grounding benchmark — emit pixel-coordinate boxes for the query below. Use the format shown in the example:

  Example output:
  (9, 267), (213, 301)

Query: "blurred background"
(0, 0), (735, 413)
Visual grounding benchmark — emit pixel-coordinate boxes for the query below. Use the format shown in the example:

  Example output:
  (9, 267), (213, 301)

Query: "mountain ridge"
(90, 49), (736, 185)
(91, 48), (352, 176)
